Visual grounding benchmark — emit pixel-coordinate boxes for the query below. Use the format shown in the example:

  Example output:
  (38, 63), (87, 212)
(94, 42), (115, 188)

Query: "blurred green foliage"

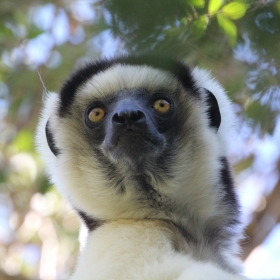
(0, 0), (279, 279)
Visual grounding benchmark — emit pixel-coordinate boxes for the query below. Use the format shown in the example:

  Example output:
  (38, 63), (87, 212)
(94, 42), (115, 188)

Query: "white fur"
(36, 92), (59, 182)
(78, 64), (178, 100)
(70, 220), (249, 280)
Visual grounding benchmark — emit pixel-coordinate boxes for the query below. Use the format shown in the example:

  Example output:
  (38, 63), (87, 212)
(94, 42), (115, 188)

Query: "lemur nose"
(112, 100), (145, 126)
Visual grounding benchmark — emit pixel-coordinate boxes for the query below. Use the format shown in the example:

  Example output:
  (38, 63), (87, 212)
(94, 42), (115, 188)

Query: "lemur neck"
(70, 219), (189, 280)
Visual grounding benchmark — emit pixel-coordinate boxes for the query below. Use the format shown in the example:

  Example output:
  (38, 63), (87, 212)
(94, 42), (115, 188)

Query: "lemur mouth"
(104, 128), (165, 163)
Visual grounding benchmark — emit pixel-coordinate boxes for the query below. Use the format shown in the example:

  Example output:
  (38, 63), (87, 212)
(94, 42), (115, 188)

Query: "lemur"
(36, 55), (254, 280)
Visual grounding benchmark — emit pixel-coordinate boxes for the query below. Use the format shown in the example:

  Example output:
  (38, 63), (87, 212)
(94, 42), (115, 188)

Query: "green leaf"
(234, 155), (254, 173)
(38, 175), (52, 194)
(246, 101), (275, 133)
(192, 15), (208, 38)
(222, 2), (247, 20)
(27, 27), (43, 39)
(277, 2), (280, 15)
(208, 0), (223, 15)
(181, 17), (188, 25)
(217, 14), (237, 45)
(0, 25), (13, 40)
(188, 0), (205, 8)
(13, 129), (34, 152)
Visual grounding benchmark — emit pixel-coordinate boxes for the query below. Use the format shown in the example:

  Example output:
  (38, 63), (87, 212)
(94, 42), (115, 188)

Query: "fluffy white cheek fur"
(35, 93), (59, 182)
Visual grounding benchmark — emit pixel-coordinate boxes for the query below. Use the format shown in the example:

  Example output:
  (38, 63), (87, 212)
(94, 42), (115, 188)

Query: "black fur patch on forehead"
(58, 55), (199, 117)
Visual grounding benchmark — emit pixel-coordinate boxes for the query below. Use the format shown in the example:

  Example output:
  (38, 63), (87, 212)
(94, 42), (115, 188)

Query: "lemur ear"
(204, 89), (221, 132)
(45, 120), (60, 156)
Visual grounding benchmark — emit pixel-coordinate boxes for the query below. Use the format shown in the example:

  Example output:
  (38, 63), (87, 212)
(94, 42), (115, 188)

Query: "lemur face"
(84, 88), (179, 170)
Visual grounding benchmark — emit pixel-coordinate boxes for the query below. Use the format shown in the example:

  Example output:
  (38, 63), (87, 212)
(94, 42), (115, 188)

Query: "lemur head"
(36, 55), (240, 243)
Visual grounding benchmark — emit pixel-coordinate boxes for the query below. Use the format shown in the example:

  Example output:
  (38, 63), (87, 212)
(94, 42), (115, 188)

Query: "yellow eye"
(153, 99), (171, 113)
(88, 108), (105, 122)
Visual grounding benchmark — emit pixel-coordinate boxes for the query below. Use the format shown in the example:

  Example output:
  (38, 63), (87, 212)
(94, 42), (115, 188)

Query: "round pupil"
(153, 99), (170, 113)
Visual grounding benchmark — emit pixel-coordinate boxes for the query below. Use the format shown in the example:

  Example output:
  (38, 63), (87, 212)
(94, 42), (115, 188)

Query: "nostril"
(112, 114), (126, 124)
(112, 109), (145, 125)
(131, 110), (144, 122)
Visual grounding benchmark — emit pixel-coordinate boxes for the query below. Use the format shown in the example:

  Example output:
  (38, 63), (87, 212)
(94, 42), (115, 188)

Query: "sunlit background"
(0, 0), (280, 279)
